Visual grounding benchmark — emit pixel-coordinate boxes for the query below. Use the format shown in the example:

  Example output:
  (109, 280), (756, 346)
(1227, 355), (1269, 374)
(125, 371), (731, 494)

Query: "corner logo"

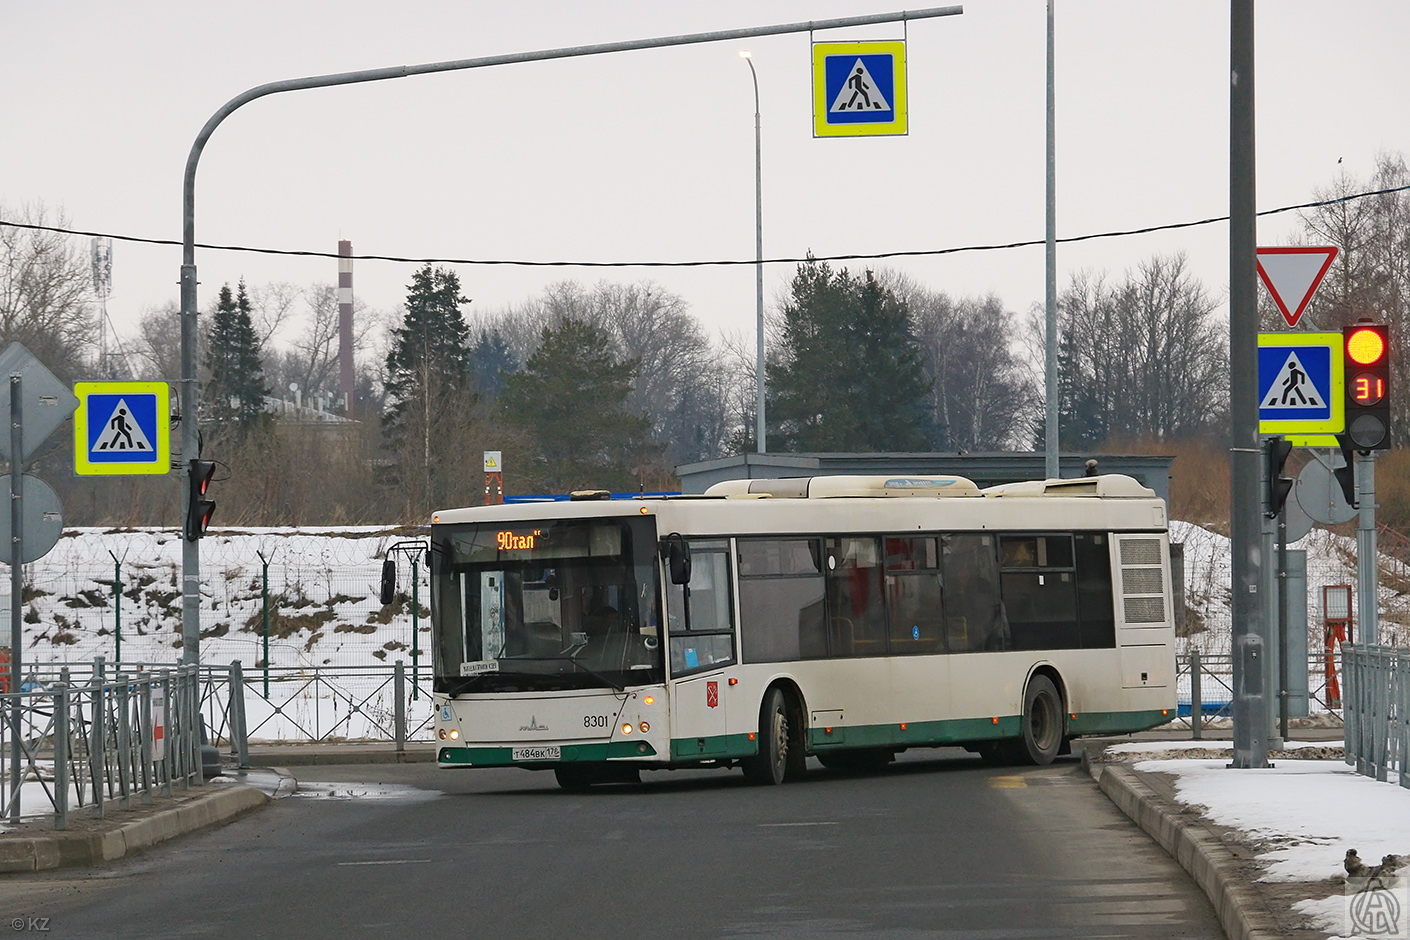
(520, 716), (548, 732)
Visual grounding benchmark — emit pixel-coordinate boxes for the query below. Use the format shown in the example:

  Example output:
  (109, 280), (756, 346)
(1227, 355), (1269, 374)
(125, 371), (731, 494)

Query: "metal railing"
(1171, 651), (1346, 738)
(204, 661), (435, 748)
(1342, 644), (1409, 788)
(1, 661), (215, 828)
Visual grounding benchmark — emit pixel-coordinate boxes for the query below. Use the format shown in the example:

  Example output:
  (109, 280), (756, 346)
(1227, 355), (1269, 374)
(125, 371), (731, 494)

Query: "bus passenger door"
(665, 540), (735, 757)
(672, 673), (730, 757)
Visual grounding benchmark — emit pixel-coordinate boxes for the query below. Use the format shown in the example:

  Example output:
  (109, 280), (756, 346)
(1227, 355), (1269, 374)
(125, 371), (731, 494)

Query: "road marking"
(337, 859), (433, 866)
(758, 822), (840, 827)
(989, 775), (1028, 788)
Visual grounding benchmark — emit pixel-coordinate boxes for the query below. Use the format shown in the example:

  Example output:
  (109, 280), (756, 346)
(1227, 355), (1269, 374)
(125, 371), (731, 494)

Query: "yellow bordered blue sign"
(813, 41), (907, 138)
(1257, 333), (1343, 436)
(74, 381), (170, 475)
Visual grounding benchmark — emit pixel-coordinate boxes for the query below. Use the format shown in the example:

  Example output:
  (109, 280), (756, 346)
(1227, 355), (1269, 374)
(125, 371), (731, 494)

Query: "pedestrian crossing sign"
(73, 381), (170, 475)
(1257, 333), (1343, 435)
(813, 41), (907, 137)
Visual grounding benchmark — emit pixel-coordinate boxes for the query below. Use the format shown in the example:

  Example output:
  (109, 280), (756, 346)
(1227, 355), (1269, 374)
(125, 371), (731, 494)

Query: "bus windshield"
(430, 516), (663, 694)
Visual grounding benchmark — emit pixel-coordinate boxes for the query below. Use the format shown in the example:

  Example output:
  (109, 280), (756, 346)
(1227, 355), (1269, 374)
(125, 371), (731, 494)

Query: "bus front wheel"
(743, 688), (798, 785)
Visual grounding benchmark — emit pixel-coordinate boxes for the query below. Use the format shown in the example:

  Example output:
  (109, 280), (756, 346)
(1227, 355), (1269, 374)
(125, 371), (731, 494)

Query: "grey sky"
(3, 1), (1407, 353)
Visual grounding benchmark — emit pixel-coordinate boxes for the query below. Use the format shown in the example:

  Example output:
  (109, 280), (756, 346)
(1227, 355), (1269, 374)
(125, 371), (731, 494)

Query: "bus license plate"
(512, 746), (561, 761)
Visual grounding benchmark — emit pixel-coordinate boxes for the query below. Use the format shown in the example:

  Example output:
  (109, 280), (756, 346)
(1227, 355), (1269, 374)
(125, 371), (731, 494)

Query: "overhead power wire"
(2, 183), (1407, 270)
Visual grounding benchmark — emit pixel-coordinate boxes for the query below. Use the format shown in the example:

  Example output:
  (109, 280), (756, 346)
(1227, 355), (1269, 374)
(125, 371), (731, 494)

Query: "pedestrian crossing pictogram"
(73, 381), (170, 476)
(1259, 351), (1328, 410)
(93, 398), (155, 452)
(828, 59), (892, 114)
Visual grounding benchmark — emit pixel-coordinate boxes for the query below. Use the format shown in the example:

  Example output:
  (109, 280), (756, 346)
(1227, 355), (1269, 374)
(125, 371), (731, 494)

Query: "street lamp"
(740, 50), (765, 454)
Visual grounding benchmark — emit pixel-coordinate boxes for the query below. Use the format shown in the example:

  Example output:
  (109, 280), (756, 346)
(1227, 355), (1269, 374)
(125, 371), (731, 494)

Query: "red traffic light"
(184, 459), (217, 540)
(1346, 326), (1387, 367)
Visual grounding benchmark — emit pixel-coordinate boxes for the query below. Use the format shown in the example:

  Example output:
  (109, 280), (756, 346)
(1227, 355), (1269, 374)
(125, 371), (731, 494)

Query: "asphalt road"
(0, 751), (1224, 940)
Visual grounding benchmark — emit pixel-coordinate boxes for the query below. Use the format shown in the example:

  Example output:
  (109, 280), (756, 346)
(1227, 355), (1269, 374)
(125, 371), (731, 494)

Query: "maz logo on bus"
(496, 529), (542, 551)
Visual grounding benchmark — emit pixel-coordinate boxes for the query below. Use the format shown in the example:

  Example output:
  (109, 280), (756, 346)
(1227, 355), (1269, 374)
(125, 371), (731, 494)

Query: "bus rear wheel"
(743, 688), (801, 785)
(1018, 674), (1064, 766)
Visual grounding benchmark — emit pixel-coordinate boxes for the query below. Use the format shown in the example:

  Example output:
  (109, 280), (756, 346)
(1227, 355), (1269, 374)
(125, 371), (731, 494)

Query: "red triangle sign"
(1257, 246), (1338, 327)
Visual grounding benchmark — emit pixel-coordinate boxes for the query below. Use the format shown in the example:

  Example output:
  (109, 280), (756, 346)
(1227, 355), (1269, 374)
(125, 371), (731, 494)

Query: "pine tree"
(382, 265), (475, 505)
(204, 280), (268, 439)
(499, 316), (656, 493)
(768, 260), (932, 452)
(468, 327), (517, 401)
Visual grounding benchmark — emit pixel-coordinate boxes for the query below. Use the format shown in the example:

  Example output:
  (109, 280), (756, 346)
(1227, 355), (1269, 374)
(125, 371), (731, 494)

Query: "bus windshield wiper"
(502, 655), (624, 693)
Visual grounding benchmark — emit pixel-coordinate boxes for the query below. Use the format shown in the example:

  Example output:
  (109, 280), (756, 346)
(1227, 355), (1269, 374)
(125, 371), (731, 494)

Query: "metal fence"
(1342, 644), (1409, 788)
(1169, 651), (1347, 738)
(1, 661), (222, 828)
(202, 661), (434, 748)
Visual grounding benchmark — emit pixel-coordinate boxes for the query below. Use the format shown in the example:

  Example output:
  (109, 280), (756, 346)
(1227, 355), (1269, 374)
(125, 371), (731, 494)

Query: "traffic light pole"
(1357, 452), (1378, 645)
(1228, 0), (1270, 769)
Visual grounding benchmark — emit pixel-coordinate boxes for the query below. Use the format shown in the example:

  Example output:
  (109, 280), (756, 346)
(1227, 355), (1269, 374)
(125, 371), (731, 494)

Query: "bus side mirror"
(661, 534), (691, 586)
(379, 558), (397, 605)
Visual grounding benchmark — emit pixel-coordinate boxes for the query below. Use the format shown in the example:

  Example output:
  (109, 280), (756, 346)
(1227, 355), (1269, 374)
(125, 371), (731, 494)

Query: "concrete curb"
(1085, 757), (1282, 940)
(0, 784), (268, 874)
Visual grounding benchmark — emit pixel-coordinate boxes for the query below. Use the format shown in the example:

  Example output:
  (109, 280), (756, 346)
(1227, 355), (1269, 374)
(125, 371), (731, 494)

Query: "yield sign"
(1257, 246), (1338, 327)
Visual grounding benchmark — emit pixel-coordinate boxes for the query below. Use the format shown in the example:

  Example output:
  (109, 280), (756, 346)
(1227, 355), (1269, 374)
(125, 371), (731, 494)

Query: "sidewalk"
(0, 769), (282, 873)
(1081, 734), (1410, 940)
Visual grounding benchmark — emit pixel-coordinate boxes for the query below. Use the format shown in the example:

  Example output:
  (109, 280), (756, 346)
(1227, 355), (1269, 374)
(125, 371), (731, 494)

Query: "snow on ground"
(1117, 745), (1410, 939)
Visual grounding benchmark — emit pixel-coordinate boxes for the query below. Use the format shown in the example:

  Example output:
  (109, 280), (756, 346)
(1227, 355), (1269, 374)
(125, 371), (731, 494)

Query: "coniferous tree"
(382, 265), (475, 510)
(204, 280), (268, 439)
(768, 259), (932, 452)
(468, 327), (517, 401)
(499, 316), (656, 493)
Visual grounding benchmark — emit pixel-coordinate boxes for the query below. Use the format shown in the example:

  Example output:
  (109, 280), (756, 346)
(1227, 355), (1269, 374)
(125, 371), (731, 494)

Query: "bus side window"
(942, 535), (1008, 653)
(884, 536), (945, 655)
(737, 538), (825, 663)
(1000, 535), (1080, 651)
(667, 543), (736, 677)
(1074, 533), (1116, 648)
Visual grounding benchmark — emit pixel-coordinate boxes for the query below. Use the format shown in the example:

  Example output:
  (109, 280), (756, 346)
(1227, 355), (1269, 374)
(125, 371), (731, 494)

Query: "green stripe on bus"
(1066, 709), (1172, 736)
(806, 715), (1022, 750)
(437, 741), (658, 766)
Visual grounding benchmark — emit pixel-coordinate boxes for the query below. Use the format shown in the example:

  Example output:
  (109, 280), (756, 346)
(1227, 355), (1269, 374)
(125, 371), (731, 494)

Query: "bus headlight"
(449, 728), (460, 740)
(639, 721), (650, 733)
(621, 723), (634, 735)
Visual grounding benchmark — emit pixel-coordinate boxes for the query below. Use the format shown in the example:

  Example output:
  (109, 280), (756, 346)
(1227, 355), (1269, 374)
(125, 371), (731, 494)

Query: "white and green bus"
(421, 474), (1176, 789)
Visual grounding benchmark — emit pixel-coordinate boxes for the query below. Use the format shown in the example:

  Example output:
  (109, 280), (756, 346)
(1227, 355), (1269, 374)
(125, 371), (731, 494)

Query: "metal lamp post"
(740, 50), (765, 454)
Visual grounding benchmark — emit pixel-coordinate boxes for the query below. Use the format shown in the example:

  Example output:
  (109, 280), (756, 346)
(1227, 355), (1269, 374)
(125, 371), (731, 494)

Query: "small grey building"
(676, 452), (1174, 505)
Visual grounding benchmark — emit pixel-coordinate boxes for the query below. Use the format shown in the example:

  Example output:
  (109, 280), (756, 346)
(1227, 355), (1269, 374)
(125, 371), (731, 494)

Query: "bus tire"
(1018, 674), (1064, 766)
(817, 748), (893, 774)
(743, 688), (794, 785)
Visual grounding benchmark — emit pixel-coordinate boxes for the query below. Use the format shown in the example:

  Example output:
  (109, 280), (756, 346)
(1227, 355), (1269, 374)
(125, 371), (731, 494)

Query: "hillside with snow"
(5, 527), (429, 672)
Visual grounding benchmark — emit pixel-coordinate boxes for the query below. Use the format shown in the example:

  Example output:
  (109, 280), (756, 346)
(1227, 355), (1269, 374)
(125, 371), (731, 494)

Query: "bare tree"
(1047, 254), (1226, 447)
(889, 275), (1034, 451)
(0, 203), (96, 378)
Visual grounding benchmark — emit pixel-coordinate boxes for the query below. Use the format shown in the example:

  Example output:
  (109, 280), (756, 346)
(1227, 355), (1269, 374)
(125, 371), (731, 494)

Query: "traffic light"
(1264, 435), (1294, 518)
(184, 458), (216, 541)
(1343, 321), (1391, 450)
